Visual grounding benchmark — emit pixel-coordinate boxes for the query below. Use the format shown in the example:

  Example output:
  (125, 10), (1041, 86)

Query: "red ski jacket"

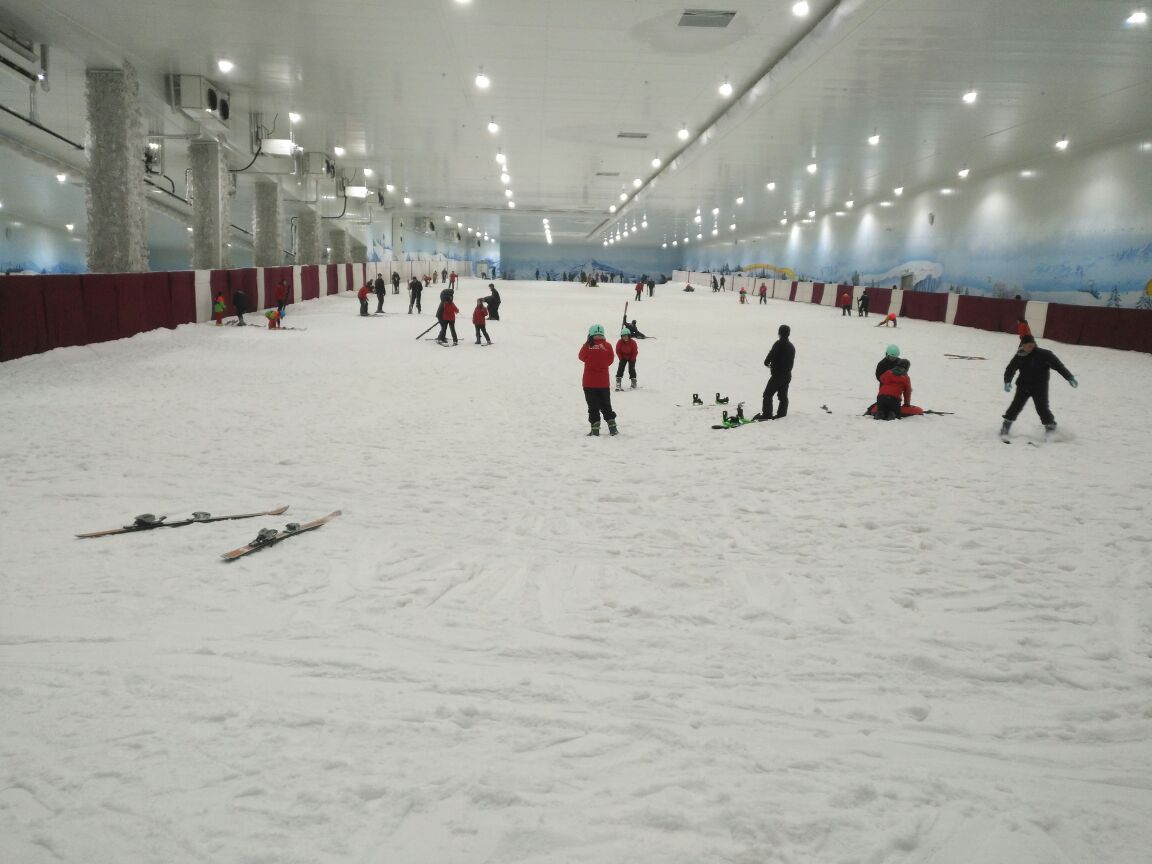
(442, 301), (459, 322)
(357, 285), (371, 300)
(615, 337), (638, 361)
(839, 292), (852, 308)
(1017, 321), (1032, 338)
(579, 338), (615, 387)
(472, 305), (488, 325)
(877, 369), (912, 404)
(759, 284), (768, 296)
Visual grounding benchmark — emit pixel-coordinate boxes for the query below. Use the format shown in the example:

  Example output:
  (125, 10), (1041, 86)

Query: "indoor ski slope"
(2, 279), (1151, 864)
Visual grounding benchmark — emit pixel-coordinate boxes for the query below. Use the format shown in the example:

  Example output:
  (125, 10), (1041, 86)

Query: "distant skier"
(408, 277), (423, 314)
(857, 288), (870, 317)
(213, 292), (226, 326)
(391, 270), (401, 294)
(483, 283), (501, 320)
(759, 283), (768, 304)
(579, 324), (617, 436)
(436, 288), (459, 344)
(754, 324), (795, 421)
(472, 298), (491, 345)
(720, 275), (726, 291)
(634, 281), (643, 302)
(712, 276), (719, 293)
(876, 344), (902, 381)
(647, 276), (655, 298)
(874, 358), (912, 420)
(449, 270), (458, 289)
(739, 286), (747, 304)
(357, 282), (371, 317)
(615, 326), (639, 391)
(276, 279), (289, 319)
(1000, 335), (1077, 437)
(374, 274), (387, 312)
(839, 288), (853, 316)
(232, 288), (248, 326)
(442, 268), (449, 283)
(876, 311), (897, 327)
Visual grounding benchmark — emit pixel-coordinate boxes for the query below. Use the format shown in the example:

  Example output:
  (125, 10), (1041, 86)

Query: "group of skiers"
(429, 283), (501, 345)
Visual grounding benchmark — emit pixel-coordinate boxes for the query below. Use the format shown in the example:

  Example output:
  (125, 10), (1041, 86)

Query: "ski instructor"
(754, 324), (795, 421)
(1000, 334), (1077, 438)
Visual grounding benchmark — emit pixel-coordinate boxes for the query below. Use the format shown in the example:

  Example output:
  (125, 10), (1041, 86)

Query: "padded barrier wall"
(953, 295), (1026, 334)
(900, 291), (949, 322)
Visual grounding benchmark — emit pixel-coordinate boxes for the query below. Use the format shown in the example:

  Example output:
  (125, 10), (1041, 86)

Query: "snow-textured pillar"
(328, 228), (349, 264)
(85, 63), (148, 272)
(296, 209), (321, 265)
(350, 240), (367, 263)
(189, 139), (226, 270)
(253, 181), (281, 266)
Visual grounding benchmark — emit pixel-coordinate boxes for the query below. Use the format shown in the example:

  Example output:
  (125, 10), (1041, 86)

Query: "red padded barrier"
(1114, 308), (1152, 353)
(900, 291), (949, 322)
(168, 272), (196, 326)
(1041, 303), (1083, 345)
(116, 272), (172, 338)
(300, 266), (320, 300)
(953, 295), (1026, 333)
(345, 263), (354, 291)
(866, 287), (893, 315)
(80, 274), (121, 345)
(42, 275), (88, 349)
(811, 283), (825, 304)
(0, 276), (49, 361)
(263, 266), (293, 309)
(788, 281), (798, 301)
(228, 269), (260, 312)
(326, 264), (339, 295)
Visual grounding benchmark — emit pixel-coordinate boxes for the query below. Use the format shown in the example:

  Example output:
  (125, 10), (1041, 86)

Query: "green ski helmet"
(588, 323), (605, 338)
(885, 344), (901, 357)
(620, 326), (632, 337)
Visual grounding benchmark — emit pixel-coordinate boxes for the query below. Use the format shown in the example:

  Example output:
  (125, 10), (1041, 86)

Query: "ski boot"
(736, 402), (746, 422)
(692, 393), (704, 405)
(615, 378), (623, 392)
(1043, 422), (1057, 441)
(588, 422), (601, 437)
(716, 392), (729, 404)
(630, 378), (637, 390)
(131, 513), (164, 528)
(999, 419), (1012, 439)
(608, 420), (619, 436)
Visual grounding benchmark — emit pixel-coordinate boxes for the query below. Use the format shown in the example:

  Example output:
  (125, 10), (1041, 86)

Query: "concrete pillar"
(350, 240), (367, 263)
(297, 208), (322, 264)
(252, 181), (281, 267)
(189, 139), (226, 270)
(328, 228), (349, 264)
(84, 63), (148, 272)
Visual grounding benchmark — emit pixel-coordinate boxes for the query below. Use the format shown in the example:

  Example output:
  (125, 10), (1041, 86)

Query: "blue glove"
(1069, 377), (1078, 388)
(1004, 381), (1012, 392)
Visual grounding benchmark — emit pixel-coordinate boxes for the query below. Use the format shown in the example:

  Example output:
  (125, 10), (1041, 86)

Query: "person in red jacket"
(634, 281), (643, 302)
(839, 289), (853, 316)
(1016, 317), (1031, 341)
(759, 283), (768, 304)
(579, 324), (617, 436)
(449, 271), (458, 289)
(614, 326), (639, 391)
(437, 289), (459, 344)
(472, 298), (491, 345)
(275, 279), (288, 319)
(357, 282), (371, 316)
(875, 358), (911, 420)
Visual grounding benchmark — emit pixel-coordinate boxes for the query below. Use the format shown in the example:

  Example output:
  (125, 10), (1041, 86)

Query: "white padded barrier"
(1025, 300), (1049, 338)
(194, 270), (213, 322)
(945, 292), (960, 324)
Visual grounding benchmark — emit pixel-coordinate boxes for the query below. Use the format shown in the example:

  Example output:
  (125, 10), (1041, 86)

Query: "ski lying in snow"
(77, 505), (290, 538)
(220, 510), (342, 561)
(821, 404), (832, 413)
(922, 410), (955, 416)
(944, 354), (986, 360)
(712, 418), (763, 429)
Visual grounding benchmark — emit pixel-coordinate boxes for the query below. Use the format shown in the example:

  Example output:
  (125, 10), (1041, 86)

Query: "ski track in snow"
(1, 280), (1151, 863)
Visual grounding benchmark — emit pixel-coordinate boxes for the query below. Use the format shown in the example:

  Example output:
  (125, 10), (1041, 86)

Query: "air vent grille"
(678, 9), (737, 28)
(595, 171), (620, 177)
(616, 132), (649, 140)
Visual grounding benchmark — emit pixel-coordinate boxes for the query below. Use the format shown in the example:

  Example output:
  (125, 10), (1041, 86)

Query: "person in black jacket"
(754, 324), (795, 421)
(408, 277), (423, 313)
(876, 344), (902, 381)
(391, 271), (401, 294)
(373, 274), (387, 313)
(232, 288), (248, 326)
(1001, 335), (1077, 436)
(483, 284), (501, 321)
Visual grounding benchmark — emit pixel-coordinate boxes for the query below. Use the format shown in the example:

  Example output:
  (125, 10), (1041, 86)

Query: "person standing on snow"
(408, 277), (423, 314)
(391, 270), (401, 294)
(759, 283), (768, 304)
(580, 324), (618, 436)
(472, 298), (491, 345)
(1000, 335), (1077, 437)
(373, 273), (387, 313)
(483, 284), (501, 320)
(436, 288), (459, 344)
(875, 358), (912, 420)
(754, 324), (795, 421)
(839, 288), (853, 316)
(634, 280), (643, 302)
(614, 326), (639, 391)
(857, 288), (870, 317)
(276, 279), (289, 319)
(357, 282), (371, 317)
(232, 288), (248, 326)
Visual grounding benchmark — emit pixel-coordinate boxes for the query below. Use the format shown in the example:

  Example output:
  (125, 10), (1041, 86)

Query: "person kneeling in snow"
(875, 358), (912, 420)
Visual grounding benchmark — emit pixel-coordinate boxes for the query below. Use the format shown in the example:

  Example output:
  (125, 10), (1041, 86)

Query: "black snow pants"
(474, 324), (490, 344)
(583, 387), (617, 425)
(615, 358), (636, 382)
(1003, 383), (1055, 426)
(762, 374), (790, 419)
(874, 395), (903, 420)
(437, 320), (458, 342)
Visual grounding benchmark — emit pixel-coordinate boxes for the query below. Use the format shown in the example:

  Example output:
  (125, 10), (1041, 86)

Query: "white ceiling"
(0, 0), (1149, 250)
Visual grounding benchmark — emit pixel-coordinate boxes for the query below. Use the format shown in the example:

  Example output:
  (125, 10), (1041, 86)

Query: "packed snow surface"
(2, 280), (1151, 864)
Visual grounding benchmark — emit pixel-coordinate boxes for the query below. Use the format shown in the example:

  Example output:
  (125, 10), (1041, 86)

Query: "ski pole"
(415, 321), (439, 340)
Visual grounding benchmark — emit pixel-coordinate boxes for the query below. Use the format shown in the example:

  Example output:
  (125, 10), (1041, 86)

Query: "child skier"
(1000, 335), (1077, 437)
(634, 281), (643, 302)
(579, 324), (617, 436)
(876, 311), (897, 327)
(875, 358), (911, 420)
(213, 292), (225, 326)
(437, 289), (459, 344)
(759, 283), (768, 304)
(876, 344), (902, 381)
(265, 309), (281, 329)
(739, 286), (747, 304)
(357, 282), (371, 316)
(472, 298), (491, 345)
(615, 326), (639, 390)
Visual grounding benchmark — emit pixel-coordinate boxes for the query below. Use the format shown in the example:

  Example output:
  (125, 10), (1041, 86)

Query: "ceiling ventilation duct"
(0, 24), (48, 88)
(677, 9), (737, 28)
(616, 132), (649, 140)
(167, 75), (230, 129)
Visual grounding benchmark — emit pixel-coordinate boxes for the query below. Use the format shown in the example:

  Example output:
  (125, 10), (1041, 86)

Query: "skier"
(472, 298), (491, 345)
(857, 288), (870, 317)
(1000, 335), (1077, 437)
(442, 268), (448, 283)
(876, 344), (902, 381)
(739, 286), (747, 304)
(647, 276), (655, 298)
(357, 282), (371, 316)
(449, 270), (458, 289)
(876, 311), (897, 327)
(391, 270), (401, 295)
(213, 292), (225, 326)
(265, 308), (281, 329)
(874, 358), (912, 420)
(634, 281), (643, 302)
(759, 283), (768, 304)
(276, 279), (289, 319)
(839, 288), (853, 316)
(483, 284), (501, 320)
(621, 316), (647, 339)
(232, 288), (248, 326)
(436, 288), (459, 344)
(373, 274), (387, 313)
(712, 276), (719, 293)
(408, 276), (423, 314)
(615, 326), (639, 391)
(720, 275), (726, 291)
(579, 324), (618, 436)
(754, 324), (795, 421)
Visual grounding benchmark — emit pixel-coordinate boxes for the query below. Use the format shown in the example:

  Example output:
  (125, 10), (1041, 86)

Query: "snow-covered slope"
(2, 280), (1150, 863)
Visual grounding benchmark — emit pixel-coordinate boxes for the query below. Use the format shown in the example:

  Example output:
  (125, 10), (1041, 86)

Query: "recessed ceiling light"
(711, 227), (718, 236)
(403, 196), (412, 205)
(845, 200), (854, 208)
(962, 89), (978, 104)
(505, 189), (513, 198)
(508, 201), (515, 208)
(792, 1), (810, 16)
(879, 201), (893, 207)
(619, 192), (627, 201)
(1140, 141), (1152, 152)
(711, 207), (720, 216)
(893, 186), (904, 196)
(641, 219), (648, 228)
(651, 156), (662, 168)
(1020, 170), (1036, 177)
(56, 173), (67, 183)
(672, 240), (678, 246)
(834, 211), (846, 216)
(1126, 10), (1148, 24)
(1055, 136), (1069, 150)
(868, 133), (880, 146)
(487, 118), (499, 134)
(633, 178), (642, 188)
(801, 218), (813, 224)
(766, 181), (776, 191)
(186, 226), (193, 232)
(609, 205), (617, 213)
(694, 214), (701, 223)
(446, 216), (453, 223)
(333, 146), (345, 157)
(475, 71), (490, 89)
(289, 112), (301, 124)
(385, 184), (395, 193)
(806, 163), (818, 174)
(780, 217), (788, 225)
(364, 168), (373, 176)
(736, 196), (744, 205)
(501, 173), (511, 184)
(807, 210), (815, 218)
(662, 242), (667, 248)
(495, 151), (506, 165)
(684, 237), (689, 244)
(729, 223), (736, 231)
(940, 188), (955, 195)
(958, 167), (970, 178)
(678, 125), (690, 141)
(65, 223), (74, 231)
(217, 59), (234, 73)
(718, 80), (733, 98)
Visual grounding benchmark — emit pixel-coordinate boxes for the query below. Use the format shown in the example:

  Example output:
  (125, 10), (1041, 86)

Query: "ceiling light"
(623, 230), (629, 237)
(619, 192), (627, 201)
(403, 196), (412, 205)
(780, 217), (788, 225)
(65, 223), (74, 231)
(806, 210), (815, 218)
(475, 71), (490, 89)
(868, 133), (880, 146)
(385, 184), (395, 193)
(879, 201), (893, 207)
(346, 185), (368, 198)
(1055, 136), (1069, 150)
(662, 242), (667, 248)
(641, 219), (648, 228)
(633, 178), (642, 188)
(1020, 170), (1036, 177)
(697, 232), (703, 239)
(729, 223), (736, 231)
(505, 189), (513, 198)
(1140, 141), (1152, 151)
(609, 205), (617, 213)
(711, 207), (719, 215)
(289, 112), (301, 124)
(672, 240), (678, 246)
(694, 214), (702, 223)
(958, 167), (970, 178)
(962, 89), (978, 104)
(683, 237), (689, 244)
(364, 168), (373, 176)
(766, 181), (776, 191)
(651, 156), (662, 168)
(792, 1), (810, 16)
(806, 163), (818, 174)
(893, 186), (904, 196)
(736, 196), (744, 205)
(1126, 10), (1148, 24)
(801, 218), (813, 224)
(508, 201), (515, 208)
(845, 199), (854, 208)
(711, 228), (718, 236)
(501, 173), (511, 184)
(217, 59), (234, 74)
(718, 80), (733, 98)
(56, 173), (67, 183)
(186, 226), (192, 232)
(487, 118), (499, 134)
(495, 151), (506, 164)
(333, 146), (345, 157)
(678, 125), (690, 141)
(834, 211), (846, 216)
(445, 216), (453, 223)
(940, 188), (955, 195)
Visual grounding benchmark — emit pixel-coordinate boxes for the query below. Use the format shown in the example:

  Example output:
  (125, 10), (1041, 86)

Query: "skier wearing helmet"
(579, 324), (618, 436)
(876, 344), (902, 381)
(614, 326), (639, 391)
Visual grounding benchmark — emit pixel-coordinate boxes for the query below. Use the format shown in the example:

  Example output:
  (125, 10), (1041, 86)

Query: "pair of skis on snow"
(76, 506), (340, 560)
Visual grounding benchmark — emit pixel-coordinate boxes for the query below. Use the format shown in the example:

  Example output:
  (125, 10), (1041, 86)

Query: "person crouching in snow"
(875, 358), (911, 420)
(876, 311), (897, 327)
(213, 292), (226, 326)
(615, 327), (638, 391)
(265, 309), (281, 329)
(580, 324), (617, 436)
(472, 298), (491, 345)
(357, 282), (371, 316)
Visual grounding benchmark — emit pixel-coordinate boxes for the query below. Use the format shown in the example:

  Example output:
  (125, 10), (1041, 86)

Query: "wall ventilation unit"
(167, 75), (230, 129)
(0, 25), (47, 88)
(677, 9), (737, 28)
